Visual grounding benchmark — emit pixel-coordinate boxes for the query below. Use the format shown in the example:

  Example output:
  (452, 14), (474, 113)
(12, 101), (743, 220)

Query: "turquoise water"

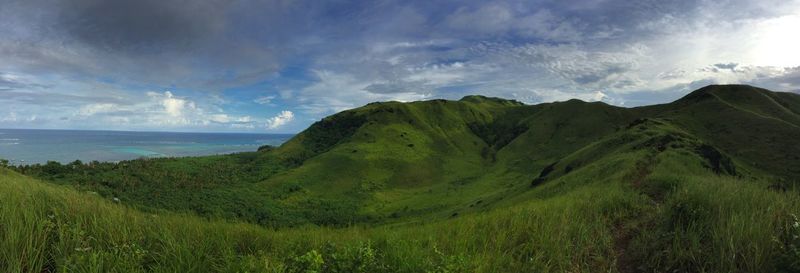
(0, 129), (293, 165)
(113, 147), (167, 157)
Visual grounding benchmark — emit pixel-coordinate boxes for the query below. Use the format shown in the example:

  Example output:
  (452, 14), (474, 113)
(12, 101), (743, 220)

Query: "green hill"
(4, 84), (800, 272)
(642, 85), (800, 181)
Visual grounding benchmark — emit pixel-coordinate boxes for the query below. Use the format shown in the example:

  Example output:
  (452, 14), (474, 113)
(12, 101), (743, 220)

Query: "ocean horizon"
(0, 128), (293, 165)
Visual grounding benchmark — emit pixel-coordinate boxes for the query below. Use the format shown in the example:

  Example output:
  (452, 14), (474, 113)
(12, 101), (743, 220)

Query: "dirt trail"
(613, 155), (658, 273)
(613, 221), (638, 273)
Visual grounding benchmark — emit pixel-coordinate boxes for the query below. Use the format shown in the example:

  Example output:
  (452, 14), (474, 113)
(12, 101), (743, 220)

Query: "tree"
(68, 160), (84, 169)
(42, 161), (65, 176)
(0, 159), (8, 168)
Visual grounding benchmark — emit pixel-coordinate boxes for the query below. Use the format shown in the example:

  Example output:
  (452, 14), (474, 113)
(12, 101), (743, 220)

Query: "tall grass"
(1, 167), (647, 272)
(2, 165), (799, 272)
(632, 174), (800, 273)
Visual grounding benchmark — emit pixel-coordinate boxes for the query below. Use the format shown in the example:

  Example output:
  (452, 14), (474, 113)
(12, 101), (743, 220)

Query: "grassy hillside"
(3, 121), (800, 272)
(16, 86), (800, 227)
(5, 84), (800, 272)
(9, 97), (638, 225)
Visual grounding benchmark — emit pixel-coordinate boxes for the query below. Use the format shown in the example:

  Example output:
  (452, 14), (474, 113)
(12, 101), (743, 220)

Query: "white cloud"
(266, 110), (294, 129)
(0, 112), (18, 122)
(406, 61), (471, 85)
(591, 91), (608, 102)
(231, 123), (256, 129)
(51, 90), (265, 131)
(296, 70), (433, 115)
(254, 95), (276, 105)
(158, 91), (195, 117)
(512, 88), (622, 105)
(208, 114), (231, 123)
(295, 70), (370, 114)
(77, 103), (117, 116)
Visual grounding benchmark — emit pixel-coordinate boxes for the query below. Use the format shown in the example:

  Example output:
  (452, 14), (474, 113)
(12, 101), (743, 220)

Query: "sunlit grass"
(3, 164), (798, 272)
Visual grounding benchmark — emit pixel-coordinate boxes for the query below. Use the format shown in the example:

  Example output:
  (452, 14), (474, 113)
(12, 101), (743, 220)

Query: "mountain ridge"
(4, 84), (800, 272)
(11, 84), (800, 226)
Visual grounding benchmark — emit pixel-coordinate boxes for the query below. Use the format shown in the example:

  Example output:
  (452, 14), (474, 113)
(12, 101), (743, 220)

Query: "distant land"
(1, 85), (799, 272)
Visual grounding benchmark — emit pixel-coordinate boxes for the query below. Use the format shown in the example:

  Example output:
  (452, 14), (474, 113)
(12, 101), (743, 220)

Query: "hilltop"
(4, 84), (800, 272)
(13, 85), (800, 226)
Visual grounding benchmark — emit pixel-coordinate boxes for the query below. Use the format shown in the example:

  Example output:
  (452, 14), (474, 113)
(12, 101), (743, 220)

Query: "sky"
(1, 0), (799, 133)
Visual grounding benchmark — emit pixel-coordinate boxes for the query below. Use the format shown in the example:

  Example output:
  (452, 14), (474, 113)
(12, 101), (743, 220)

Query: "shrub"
(291, 250), (324, 273)
(776, 214), (800, 272)
(427, 246), (470, 273)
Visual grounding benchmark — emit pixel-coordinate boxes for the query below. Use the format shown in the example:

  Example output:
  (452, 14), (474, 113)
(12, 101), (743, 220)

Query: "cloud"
(683, 64), (800, 91)
(364, 80), (430, 95)
(156, 91), (195, 117)
(0, 0), (278, 90)
(294, 69), (434, 115)
(0, 90), (125, 106)
(445, 4), (515, 35)
(55, 0), (230, 53)
(77, 103), (117, 116)
(0, 73), (25, 90)
(266, 111), (294, 129)
(516, 9), (585, 42)
(443, 4), (587, 42)
(743, 66), (800, 91)
(0, 72), (50, 90)
(0, 112), (19, 122)
(56, 91), (262, 131)
(1, 0), (800, 131)
(713, 63), (739, 71)
(254, 95), (276, 105)
(503, 43), (646, 88)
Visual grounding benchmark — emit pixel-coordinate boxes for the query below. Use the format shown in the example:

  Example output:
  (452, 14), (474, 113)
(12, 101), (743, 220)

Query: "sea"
(0, 129), (293, 165)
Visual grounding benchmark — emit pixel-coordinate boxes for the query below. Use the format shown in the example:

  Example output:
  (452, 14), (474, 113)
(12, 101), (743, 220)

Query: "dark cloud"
(0, 0), (277, 89)
(744, 66), (800, 91)
(55, 0), (230, 54)
(775, 67), (800, 83)
(713, 63), (739, 71)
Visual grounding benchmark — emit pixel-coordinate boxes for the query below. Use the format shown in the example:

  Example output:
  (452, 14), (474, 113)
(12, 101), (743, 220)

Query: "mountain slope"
(4, 84), (800, 272)
(12, 85), (800, 227)
(3, 114), (799, 272)
(643, 85), (800, 181)
(250, 85), (798, 224)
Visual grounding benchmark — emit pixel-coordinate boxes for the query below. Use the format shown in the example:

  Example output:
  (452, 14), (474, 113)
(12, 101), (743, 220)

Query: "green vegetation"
(3, 85), (800, 272)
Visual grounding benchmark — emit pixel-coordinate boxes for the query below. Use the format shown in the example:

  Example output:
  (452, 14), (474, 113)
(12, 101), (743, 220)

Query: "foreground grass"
(2, 165), (799, 272)
(632, 175), (800, 272)
(1, 166), (636, 273)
